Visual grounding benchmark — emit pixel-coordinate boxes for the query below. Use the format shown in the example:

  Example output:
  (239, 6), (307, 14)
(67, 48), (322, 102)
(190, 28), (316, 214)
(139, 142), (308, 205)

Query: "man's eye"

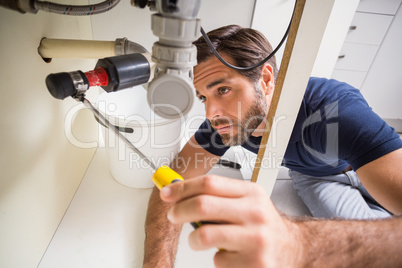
(198, 96), (206, 103)
(218, 88), (230, 95)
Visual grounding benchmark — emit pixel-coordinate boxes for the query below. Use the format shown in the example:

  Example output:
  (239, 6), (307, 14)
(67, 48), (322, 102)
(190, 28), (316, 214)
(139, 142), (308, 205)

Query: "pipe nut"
(151, 14), (201, 46)
(151, 43), (197, 69)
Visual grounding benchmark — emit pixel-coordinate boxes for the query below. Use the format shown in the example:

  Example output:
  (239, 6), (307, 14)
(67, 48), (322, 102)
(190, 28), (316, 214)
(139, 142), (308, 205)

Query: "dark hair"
(193, 25), (278, 84)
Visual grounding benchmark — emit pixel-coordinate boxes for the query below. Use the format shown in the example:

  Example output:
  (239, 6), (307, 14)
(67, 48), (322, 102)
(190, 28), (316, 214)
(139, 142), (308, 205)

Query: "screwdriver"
(82, 98), (202, 229)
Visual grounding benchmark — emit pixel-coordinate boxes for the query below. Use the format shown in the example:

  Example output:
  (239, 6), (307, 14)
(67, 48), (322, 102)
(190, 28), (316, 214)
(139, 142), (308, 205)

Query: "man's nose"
(205, 99), (224, 120)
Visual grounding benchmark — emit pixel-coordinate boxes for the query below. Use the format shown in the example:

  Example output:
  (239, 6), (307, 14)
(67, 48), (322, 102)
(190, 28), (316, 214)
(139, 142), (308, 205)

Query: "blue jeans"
(289, 169), (392, 219)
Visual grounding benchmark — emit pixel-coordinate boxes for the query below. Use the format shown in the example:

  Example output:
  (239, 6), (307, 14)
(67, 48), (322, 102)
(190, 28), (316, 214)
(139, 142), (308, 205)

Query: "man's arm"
(143, 188), (182, 268)
(143, 135), (220, 267)
(296, 214), (402, 267)
(356, 148), (402, 215)
(161, 175), (402, 267)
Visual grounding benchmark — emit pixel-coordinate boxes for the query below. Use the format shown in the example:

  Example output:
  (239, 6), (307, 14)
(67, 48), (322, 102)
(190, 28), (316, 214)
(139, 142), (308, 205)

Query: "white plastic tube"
(38, 38), (116, 59)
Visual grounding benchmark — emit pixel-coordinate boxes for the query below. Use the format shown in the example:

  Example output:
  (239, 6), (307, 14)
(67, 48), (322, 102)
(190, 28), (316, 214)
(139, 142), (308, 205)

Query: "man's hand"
(159, 175), (303, 268)
(159, 174), (402, 268)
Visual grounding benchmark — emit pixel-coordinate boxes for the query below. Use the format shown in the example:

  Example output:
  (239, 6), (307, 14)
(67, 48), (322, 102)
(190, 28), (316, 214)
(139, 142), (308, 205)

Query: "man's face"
(194, 54), (271, 146)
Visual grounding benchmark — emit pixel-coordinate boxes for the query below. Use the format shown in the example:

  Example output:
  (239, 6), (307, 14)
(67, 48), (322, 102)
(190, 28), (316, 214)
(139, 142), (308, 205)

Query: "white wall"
(0, 3), (99, 267)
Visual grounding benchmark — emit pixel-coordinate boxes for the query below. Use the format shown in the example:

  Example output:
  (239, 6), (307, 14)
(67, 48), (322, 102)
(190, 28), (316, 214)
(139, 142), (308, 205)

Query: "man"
(143, 25), (402, 267)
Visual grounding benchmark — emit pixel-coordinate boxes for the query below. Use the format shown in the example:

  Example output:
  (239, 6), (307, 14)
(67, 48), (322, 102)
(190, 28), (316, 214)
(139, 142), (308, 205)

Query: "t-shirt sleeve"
(285, 78), (402, 175)
(194, 119), (229, 156)
(337, 91), (402, 170)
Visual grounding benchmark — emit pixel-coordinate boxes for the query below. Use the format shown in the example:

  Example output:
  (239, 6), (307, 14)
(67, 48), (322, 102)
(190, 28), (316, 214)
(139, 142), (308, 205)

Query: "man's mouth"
(215, 125), (232, 134)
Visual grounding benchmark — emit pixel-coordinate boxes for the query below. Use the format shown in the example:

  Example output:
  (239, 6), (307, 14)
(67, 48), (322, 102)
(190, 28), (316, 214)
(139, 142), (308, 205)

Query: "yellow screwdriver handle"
(152, 165), (184, 190)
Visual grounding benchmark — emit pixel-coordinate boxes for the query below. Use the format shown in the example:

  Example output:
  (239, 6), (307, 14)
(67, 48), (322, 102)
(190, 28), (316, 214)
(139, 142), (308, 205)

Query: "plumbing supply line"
(82, 98), (157, 171)
(34, 0), (120, 15)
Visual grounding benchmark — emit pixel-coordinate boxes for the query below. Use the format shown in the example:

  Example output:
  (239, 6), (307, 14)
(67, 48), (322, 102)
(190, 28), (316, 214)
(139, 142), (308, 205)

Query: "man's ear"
(259, 63), (275, 96)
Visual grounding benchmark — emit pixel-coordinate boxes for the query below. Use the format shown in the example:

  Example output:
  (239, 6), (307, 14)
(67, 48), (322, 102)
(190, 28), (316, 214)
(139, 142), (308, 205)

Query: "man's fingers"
(188, 224), (256, 252)
(160, 174), (256, 203)
(162, 175), (273, 226)
(213, 249), (255, 268)
(167, 194), (252, 225)
(213, 250), (240, 268)
(189, 225), (273, 268)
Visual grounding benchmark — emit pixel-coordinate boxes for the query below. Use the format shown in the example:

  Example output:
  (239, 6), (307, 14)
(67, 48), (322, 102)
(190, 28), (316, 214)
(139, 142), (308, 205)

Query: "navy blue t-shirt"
(194, 77), (402, 177)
